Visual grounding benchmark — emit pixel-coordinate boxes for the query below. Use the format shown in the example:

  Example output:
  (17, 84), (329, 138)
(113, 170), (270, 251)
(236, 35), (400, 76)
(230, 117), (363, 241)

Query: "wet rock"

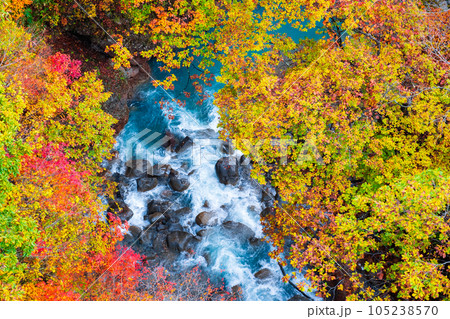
(162, 130), (178, 151)
(147, 200), (172, 215)
(239, 155), (250, 166)
(140, 228), (155, 245)
(249, 237), (265, 248)
(122, 233), (134, 242)
(221, 140), (235, 155)
(124, 159), (152, 178)
(202, 252), (211, 265)
(261, 207), (275, 218)
(147, 212), (165, 224)
(128, 226), (142, 238)
(107, 199), (133, 222)
(254, 268), (273, 280)
(157, 223), (168, 231)
(221, 221), (255, 241)
(196, 229), (210, 237)
(137, 176), (158, 192)
(116, 207), (132, 220)
(168, 223), (184, 232)
(148, 164), (171, 178)
(231, 285), (243, 298)
(111, 172), (130, 184)
(166, 231), (200, 253)
(203, 200), (210, 208)
(215, 157), (240, 186)
(174, 136), (193, 153)
(195, 211), (219, 227)
(261, 187), (275, 202)
(288, 295), (310, 301)
(169, 174), (190, 192)
(172, 207), (191, 216)
(153, 231), (169, 254)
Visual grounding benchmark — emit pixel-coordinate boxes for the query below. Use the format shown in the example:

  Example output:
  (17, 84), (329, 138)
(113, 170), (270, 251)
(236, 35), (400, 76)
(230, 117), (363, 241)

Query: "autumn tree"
(215, 0), (450, 300)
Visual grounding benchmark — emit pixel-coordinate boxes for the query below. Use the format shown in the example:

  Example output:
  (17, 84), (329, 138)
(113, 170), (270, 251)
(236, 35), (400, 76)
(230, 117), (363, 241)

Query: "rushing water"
(112, 25), (322, 301)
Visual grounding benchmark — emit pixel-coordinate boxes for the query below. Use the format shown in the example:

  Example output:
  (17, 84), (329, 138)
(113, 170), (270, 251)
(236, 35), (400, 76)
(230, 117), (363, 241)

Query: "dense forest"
(1, 0), (449, 301)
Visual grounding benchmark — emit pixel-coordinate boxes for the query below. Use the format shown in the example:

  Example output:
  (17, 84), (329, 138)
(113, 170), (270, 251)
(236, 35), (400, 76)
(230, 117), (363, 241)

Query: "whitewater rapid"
(110, 58), (315, 300)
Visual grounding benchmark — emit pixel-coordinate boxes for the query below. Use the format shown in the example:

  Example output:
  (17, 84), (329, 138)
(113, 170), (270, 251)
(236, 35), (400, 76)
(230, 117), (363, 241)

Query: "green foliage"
(0, 75), (39, 300)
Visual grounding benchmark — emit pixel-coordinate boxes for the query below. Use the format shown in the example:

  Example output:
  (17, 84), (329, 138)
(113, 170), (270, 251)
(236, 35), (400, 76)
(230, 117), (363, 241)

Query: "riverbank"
(48, 31), (151, 135)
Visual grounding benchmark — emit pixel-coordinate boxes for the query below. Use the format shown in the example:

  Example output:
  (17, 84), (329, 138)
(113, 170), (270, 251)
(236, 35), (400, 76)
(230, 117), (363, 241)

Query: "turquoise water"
(114, 23), (320, 301)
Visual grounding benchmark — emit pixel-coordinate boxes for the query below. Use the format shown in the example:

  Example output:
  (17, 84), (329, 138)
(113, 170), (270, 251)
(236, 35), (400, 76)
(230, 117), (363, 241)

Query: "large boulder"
(128, 225), (142, 238)
(172, 207), (191, 216)
(147, 200), (172, 215)
(166, 231), (200, 253)
(221, 221), (255, 242)
(124, 159), (152, 178)
(215, 157), (239, 186)
(148, 163), (171, 178)
(162, 130), (178, 151)
(139, 228), (155, 245)
(288, 295), (311, 301)
(260, 207), (275, 218)
(174, 136), (193, 153)
(147, 212), (165, 224)
(137, 176), (158, 192)
(169, 174), (190, 192)
(195, 211), (219, 227)
(254, 268), (273, 280)
(107, 199), (133, 222)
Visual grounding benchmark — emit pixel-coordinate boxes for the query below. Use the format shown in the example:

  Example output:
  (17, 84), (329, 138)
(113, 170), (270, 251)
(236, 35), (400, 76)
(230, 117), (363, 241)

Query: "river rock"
(261, 187), (276, 202)
(261, 207), (275, 218)
(147, 212), (165, 224)
(221, 221), (255, 241)
(125, 159), (152, 178)
(162, 130), (178, 151)
(239, 154), (250, 166)
(148, 163), (171, 178)
(137, 176), (158, 192)
(288, 295), (311, 301)
(215, 157), (240, 185)
(254, 268), (273, 280)
(107, 199), (133, 222)
(231, 285), (243, 298)
(196, 229), (210, 237)
(221, 140), (235, 155)
(139, 228), (155, 245)
(173, 207), (191, 216)
(166, 231), (200, 253)
(195, 211), (219, 227)
(128, 225), (142, 238)
(174, 136), (193, 153)
(169, 174), (190, 192)
(147, 200), (172, 215)
(153, 231), (169, 254)
(249, 236), (265, 248)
